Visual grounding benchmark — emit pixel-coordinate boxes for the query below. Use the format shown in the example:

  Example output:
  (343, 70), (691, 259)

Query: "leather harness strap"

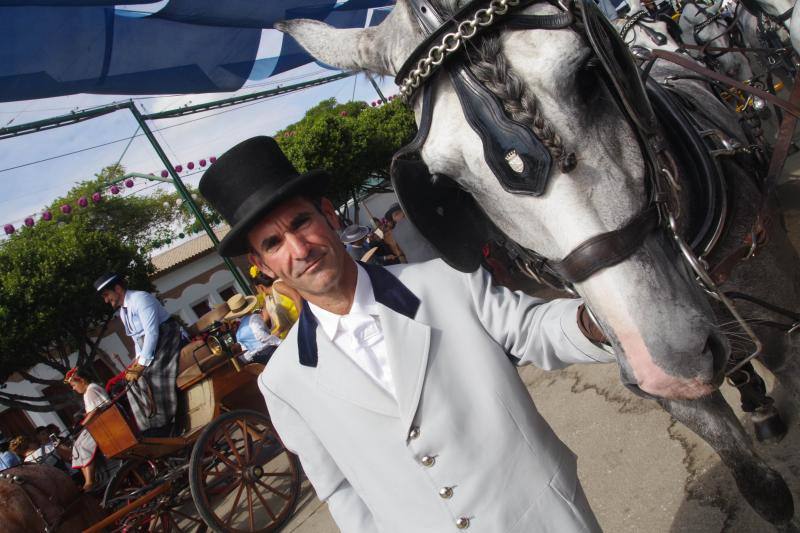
(649, 49), (800, 118)
(548, 207), (660, 283)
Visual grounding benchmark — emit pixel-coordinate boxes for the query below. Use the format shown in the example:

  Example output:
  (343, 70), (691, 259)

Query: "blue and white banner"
(0, 0), (394, 103)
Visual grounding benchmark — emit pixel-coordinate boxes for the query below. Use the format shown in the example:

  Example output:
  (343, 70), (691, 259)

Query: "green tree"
(275, 98), (416, 218)
(0, 161), (225, 411)
(0, 216), (153, 411)
(47, 164), (222, 252)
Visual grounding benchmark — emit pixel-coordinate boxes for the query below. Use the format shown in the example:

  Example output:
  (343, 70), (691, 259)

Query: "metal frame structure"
(0, 71), (355, 295)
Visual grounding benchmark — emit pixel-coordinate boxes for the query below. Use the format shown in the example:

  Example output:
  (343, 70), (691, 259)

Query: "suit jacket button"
(408, 426), (420, 440)
(421, 455), (435, 467)
(439, 486), (453, 499)
(456, 517), (470, 529)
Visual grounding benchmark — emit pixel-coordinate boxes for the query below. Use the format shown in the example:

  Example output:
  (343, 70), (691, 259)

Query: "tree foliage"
(46, 164), (222, 252)
(275, 98), (416, 209)
(0, 163), (218, 411)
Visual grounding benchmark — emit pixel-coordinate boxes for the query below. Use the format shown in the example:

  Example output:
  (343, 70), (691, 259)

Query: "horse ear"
(275, 20), (395, 76)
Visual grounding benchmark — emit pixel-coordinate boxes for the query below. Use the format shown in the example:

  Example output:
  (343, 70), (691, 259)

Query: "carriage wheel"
(104, 458), (208, 532)
(189, 410), (301, 533)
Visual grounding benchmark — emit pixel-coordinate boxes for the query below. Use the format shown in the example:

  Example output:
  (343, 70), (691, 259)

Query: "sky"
(0, 1), (399, 237)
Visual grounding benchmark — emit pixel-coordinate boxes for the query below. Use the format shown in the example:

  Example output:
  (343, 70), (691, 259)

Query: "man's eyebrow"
(260, 234), (281, 251)
(289, 211), (313, 230)
(259, 211), (315, 251)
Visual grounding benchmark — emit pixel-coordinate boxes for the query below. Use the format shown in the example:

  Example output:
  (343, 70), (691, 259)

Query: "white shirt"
(119, 290), (171, 366)
(308, 264), (396, 398)
(84, 382), (110, 413)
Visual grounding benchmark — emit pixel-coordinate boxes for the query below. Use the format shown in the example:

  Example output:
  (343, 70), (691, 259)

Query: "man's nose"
(284, 232), (310, 257)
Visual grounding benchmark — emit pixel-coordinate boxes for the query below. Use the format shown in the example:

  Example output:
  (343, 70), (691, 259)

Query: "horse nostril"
(706, 333), (729, 385)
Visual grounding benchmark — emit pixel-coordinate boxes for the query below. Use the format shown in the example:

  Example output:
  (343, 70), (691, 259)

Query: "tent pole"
(127, 103), (252, 296)
(365, 73), (388, 104)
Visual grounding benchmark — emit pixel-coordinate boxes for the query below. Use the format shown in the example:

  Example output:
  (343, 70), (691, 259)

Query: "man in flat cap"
(199, 136), (612, 533)
(93, 272), (182, 436)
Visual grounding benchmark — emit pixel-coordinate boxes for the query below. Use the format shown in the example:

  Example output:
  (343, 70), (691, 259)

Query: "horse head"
(277, 0), (730, 400)
(679, 0), (756, 80)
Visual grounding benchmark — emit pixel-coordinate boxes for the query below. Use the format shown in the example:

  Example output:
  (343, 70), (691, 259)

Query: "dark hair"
(35, 426), (47, 434)
(71, 367), (95, 383)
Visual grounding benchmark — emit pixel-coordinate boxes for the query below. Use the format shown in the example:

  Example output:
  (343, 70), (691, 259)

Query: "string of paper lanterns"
(3, 156), (217, 236)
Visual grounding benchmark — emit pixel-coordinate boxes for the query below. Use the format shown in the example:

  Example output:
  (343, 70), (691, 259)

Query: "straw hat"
(224, 294), (258, 319)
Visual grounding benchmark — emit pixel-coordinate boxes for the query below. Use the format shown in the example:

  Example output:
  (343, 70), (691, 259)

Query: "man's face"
(247, 197), (349, 299)
(101, 285), (124, 309)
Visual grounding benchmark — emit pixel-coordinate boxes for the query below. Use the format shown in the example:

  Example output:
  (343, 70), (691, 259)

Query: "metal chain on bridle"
(399, 0), (522, 99)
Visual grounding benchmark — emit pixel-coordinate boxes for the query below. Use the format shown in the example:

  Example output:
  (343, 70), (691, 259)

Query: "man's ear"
(248, 252), (276, 279)
(320, 197), (341, 230)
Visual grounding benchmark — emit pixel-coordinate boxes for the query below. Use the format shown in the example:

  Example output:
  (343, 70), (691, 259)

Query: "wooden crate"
(85, 403), (139, 458)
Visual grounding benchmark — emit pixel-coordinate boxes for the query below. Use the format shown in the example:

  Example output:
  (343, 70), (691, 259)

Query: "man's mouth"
(298, 254), (324, 277)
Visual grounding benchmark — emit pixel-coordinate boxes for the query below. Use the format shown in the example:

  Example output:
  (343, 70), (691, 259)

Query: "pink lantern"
(161, 170), (169, 178)
(78, 196), (88, 208)
(111, 185), (120, 195)
(92, 192), (102, 203)
(24, 217), (34, 227)
(61, 204), (72, 214)
(125, 179), (134, 188)
(4, 224), (14, 235)
(175, 165), (183, 173)
(42, 211), (52, 221)
(209, 156), (217, 163)
(199, 159), (207, 167)
(187, 162), (195, 170)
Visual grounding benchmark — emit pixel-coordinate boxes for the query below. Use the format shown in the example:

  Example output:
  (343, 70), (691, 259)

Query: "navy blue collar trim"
(296, 262), (421, 368)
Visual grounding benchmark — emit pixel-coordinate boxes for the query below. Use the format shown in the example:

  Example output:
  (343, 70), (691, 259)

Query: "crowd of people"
(0, 424), (71, 473)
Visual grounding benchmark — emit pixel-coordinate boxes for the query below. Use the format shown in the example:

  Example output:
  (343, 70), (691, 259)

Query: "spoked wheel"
(103, 459), (208, 532)
(189, 410), (301, 532)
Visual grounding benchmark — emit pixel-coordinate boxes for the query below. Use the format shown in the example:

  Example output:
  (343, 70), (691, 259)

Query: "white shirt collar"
(309, 263), (379, 340)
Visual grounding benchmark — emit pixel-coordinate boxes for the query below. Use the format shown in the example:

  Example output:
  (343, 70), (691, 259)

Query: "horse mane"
(427, 0), (574, 171)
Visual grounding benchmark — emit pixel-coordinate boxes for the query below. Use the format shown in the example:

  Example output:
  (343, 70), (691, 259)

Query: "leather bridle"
(391, 0), (767, 371)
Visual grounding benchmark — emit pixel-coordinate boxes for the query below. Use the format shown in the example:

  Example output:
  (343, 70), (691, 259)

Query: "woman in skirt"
(65, 367), (109, 491)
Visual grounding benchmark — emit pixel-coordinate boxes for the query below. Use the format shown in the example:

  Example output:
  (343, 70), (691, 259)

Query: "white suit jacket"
(259, 260), (615, 533)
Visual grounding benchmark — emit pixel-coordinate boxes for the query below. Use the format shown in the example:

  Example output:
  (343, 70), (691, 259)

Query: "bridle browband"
(390, 0), (767, 371)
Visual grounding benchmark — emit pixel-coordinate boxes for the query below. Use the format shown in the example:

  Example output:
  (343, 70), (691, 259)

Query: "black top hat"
(94, 272), (122, 292)
(199, 136), (331, 257)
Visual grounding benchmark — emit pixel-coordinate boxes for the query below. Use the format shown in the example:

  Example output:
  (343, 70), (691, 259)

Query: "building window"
(218, 285), (237, 302)
(192, 299), (212, 319)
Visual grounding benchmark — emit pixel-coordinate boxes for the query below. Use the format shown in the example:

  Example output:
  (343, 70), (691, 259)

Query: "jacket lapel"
(315, 331), (399, 418)
(295, 263), (431, 426)
(378, 306), (431, 438)
(363, 263), (431, 437)
(297, 299), (398, 418)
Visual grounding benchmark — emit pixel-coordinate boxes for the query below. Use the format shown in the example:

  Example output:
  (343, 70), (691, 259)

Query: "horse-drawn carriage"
(83, 306), (301, 532)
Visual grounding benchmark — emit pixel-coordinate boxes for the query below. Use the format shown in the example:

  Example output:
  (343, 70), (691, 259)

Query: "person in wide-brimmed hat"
(339, 224), (371, 262)
(224, 293), (282, 365)
(198, 136), (613, 532)
(92, 272), (182, 438)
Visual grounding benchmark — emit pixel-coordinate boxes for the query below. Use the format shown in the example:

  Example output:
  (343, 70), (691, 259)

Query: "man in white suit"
(200, 136), (615, 532)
